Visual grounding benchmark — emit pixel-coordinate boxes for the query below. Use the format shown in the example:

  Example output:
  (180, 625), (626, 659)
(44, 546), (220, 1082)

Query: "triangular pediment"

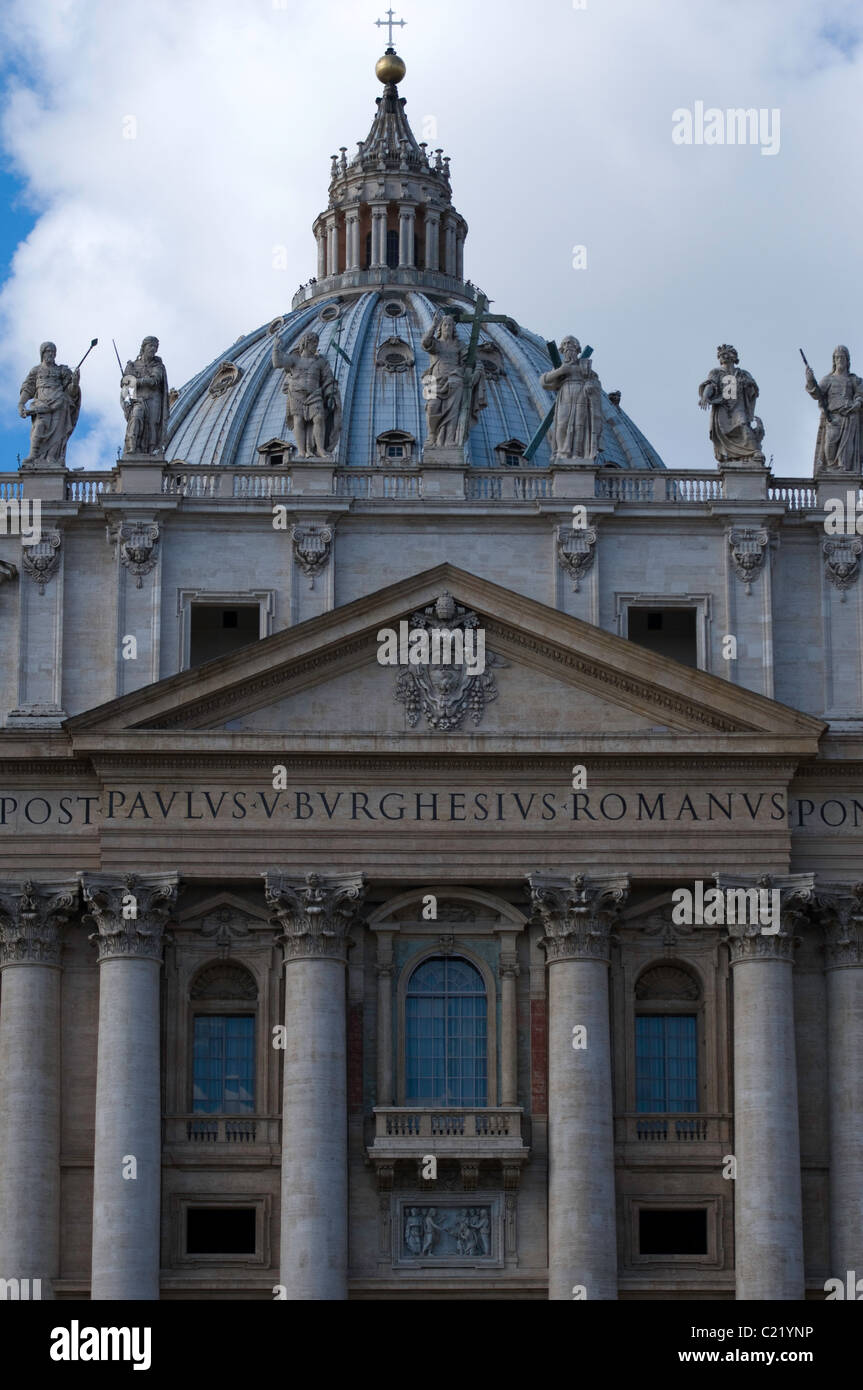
(64, 565), (825, 750)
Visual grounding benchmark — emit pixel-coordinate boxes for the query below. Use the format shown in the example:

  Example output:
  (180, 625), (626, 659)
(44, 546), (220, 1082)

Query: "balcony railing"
(376, 1107), (522, 1139)
(161, 468), (293, 499)
(595, 472), (725, 503)
(615, 1113), (731, 1145)
(164, 1114), (280, 1146)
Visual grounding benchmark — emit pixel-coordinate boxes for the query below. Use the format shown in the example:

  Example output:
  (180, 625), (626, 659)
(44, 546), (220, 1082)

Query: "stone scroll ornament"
(81, 872), (179, 962)
(803, 345), (863, 475)
(698, 344), (765, 464)
(110, 520), (161, 589)
(527, 871), (630, 962)
(22, 529), (62, 594)
(291, 524), (333, 589)
(0, 879), (79, 966)
(394, 593), (506, 732)
(121, 337), (170, 457)
(727, 526), (770, 595)
(823, 536), (863, 600)
(265, 871), (367, 961)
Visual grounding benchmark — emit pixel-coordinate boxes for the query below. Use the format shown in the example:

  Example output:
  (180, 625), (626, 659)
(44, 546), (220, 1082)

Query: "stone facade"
(0, 49), (861, 1302)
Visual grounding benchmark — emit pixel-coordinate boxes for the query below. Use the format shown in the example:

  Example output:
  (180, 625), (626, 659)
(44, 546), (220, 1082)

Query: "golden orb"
(375, 50), (406, 84)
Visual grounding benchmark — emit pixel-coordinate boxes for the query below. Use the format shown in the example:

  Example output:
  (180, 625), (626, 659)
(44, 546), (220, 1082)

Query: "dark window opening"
(504, 453), (521, 467)
(639, 1208), (707, 1255)
(365, 231), (372, 269)
(189, 604), (260, 668)
(386, 229), (399, 268)
(186, 1207), (256, 1255)
(387, 445), (404, 458)
(628, 607), (698, 668)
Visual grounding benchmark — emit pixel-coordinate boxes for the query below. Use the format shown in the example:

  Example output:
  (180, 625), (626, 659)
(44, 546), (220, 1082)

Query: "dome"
(166, 52), (666, 474)
(167, 289), (666, 471)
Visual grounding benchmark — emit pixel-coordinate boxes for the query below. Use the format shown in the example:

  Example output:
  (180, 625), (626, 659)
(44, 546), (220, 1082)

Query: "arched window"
(635, 964), (700, 1113)
(190, 962), (257, 1116)
(405, 956), (487, 1107)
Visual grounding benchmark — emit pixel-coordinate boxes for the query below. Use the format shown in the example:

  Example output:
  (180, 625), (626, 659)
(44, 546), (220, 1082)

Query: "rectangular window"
(387, 445), (404, 458)
(639, 1208), (707, 1256)
(189, 603), (260, 668)
(193, 1015), (255, 1114)
(627, 606), (698, 667)
(186, 1207), (256, 1255)
(636, 1015), (697, 1112)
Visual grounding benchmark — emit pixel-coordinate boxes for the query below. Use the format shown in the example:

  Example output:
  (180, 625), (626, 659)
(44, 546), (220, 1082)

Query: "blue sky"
(1, 0), (862, 476)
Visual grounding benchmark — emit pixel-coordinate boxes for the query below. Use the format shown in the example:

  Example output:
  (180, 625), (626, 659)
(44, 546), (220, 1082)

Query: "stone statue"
(804, 345), (863, 474)
(404, 1207), (422, 1255)
(421, 1207), (446, 1255)
(698, 344), (765, 463)
(539, 336), (604, 461)
(121, 336), (170, 456)
(272, 330), (342, 459)
(421, 312), (487, 449)
(18, 342), (81, 468)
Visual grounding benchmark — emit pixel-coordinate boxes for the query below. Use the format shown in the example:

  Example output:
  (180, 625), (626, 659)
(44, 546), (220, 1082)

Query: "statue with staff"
(801, 345), (863, 474)
(18, 338), (97, 468)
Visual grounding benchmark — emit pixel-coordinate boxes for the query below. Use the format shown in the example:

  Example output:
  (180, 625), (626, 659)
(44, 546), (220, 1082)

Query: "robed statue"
(122, 336), (170, 456)
(539, 336), (603, 461)
(421, 312), (487, 449)
(698, 344), (765, 463)
(272, 330), (342, 459)
(18, 342), (81, 467)
(804, 345), (863, 474)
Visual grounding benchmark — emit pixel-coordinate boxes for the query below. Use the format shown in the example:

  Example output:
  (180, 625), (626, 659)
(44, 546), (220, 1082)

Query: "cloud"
(1, 0), (862, 474)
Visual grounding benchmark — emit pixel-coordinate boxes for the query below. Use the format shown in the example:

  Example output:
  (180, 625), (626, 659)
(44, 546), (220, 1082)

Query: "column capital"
(528, 871), (629, 964)
(813, 881), (863, 968)
(265, 870), (366, 963)
(0, 878), (78, 967)
(81, 871), (178, 963)
(716, 872), (814, 964)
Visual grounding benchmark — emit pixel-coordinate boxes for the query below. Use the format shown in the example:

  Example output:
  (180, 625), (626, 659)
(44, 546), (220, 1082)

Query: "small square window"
(186, 1207), (256, 1255)
(388, 445), (404, 458)
(639, 1208), (707, 1256)
(504, 453), (521, 467)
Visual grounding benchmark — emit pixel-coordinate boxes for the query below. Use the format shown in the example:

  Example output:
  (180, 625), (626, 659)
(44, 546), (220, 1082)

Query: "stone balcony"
(614, 1112), (732, 1163)
(367, 1107), (530, 1191)
(163, 1114), (281, 1165)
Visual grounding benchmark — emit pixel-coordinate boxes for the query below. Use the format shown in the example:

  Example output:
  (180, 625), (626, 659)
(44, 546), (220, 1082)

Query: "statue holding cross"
(539, 336), (604, 462)
(421, 312), (487, 449)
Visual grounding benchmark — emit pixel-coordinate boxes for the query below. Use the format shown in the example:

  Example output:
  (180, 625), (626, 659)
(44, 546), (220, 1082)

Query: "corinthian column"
(83, 872), (178, 1301)
(719, 872), (812, 1300)
(0, 880), (77, 1299)
(265, 871), (366, 1301)
(529, 871), (629, 1301)
(816, 882), (863, 1282)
